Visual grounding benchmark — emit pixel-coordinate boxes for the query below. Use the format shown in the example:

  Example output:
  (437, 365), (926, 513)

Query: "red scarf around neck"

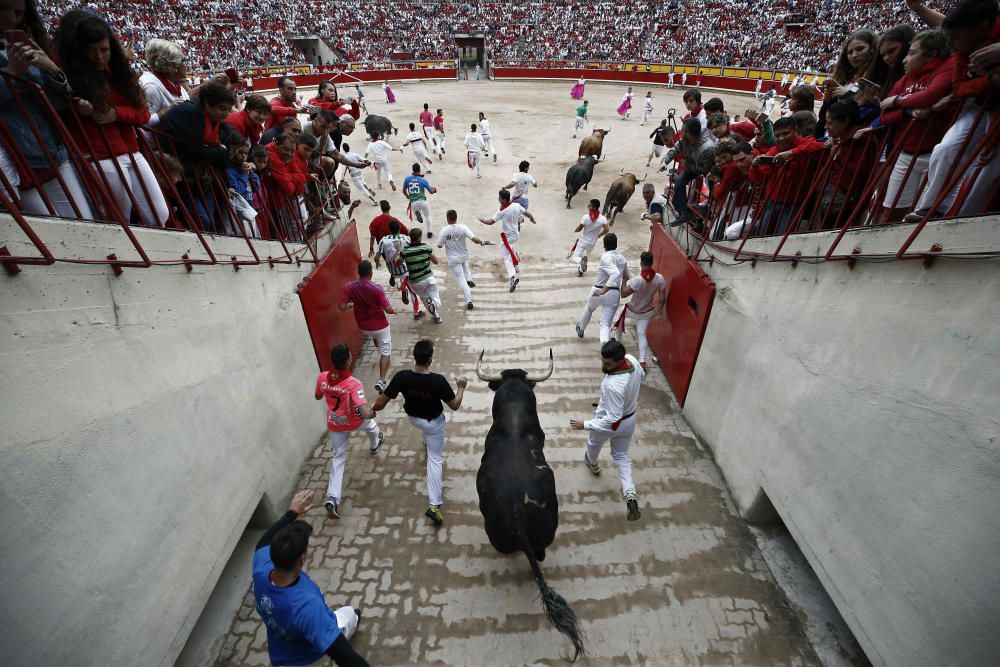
(499, 200), (511, 211)
(203, 113), (220, 145)
(154, 71), (182, 98)
(640, 268), (656, 282)
(588, 209), (600, 222)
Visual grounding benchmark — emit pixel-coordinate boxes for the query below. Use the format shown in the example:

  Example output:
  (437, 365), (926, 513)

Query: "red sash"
(399, 275), (421, 313)
(500, 232), (518, 266)
(567, 238), (578, 257)
(406, 201), (413, 220)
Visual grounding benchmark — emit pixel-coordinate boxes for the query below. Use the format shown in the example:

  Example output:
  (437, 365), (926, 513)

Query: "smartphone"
(757, 155), (776, 165)
(857, 78), (878, 92)
(5, 29), (30, 45)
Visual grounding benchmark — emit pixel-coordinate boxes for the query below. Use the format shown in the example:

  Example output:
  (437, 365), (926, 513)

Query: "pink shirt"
(342, 279), (390, 332)
(419, 109), (434, 127)
(316, 371), (367, 431)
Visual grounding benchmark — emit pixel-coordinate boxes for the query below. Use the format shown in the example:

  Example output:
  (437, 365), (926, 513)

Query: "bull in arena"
(565, 155), (602, 208)
(578, 127), (609, 161)
(602, 169), (647, 224)
(363, 114), (398, 139)
(475, 350), (584, 662)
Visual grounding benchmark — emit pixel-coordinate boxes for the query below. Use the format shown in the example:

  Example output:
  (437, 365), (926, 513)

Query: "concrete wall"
(679, 218), (1000, 667)
(0, 217), (345, 666)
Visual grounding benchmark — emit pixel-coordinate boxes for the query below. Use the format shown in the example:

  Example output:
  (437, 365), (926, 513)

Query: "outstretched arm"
(255, 490), (314, 550)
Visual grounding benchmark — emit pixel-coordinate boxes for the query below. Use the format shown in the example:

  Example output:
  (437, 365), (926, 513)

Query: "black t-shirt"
(384, 370), (455, 420)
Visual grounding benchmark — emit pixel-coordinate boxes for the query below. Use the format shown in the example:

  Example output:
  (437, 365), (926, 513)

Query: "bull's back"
(477, 453), (558, 555)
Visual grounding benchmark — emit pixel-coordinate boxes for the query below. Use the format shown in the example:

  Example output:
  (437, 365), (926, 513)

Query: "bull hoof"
(583, 184), (588, 191)
(536, 550), (546, 562)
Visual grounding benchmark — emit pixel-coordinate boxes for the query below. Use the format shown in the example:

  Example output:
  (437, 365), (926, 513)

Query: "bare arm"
(573, 224), (584, 233)
(906, 0), (945, 27)
(445, 378), (468, 411)
(598, 223), (610, 237)
(429, 254), (439, 265)
(371, 393), (391, 412)
(478, 216), (497, 225)
(501, 180), (516, 189)
(621, 283), (636, 299)
(357, 403), (376, 420)
(524, 211), (537, 224)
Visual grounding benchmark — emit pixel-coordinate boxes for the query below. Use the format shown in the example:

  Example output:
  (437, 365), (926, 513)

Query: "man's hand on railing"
(931, 94), (955, 112)
(912, 108), (931, 120)
(853, 126), (874, 140)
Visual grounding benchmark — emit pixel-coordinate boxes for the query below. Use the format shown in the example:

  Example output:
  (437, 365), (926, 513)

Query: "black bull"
(564, 155), (601, 209)
(362, 114), (398, 138)
(475, 350), (585, 662)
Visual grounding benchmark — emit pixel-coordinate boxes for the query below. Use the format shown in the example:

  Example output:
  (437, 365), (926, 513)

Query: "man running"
(367, 200), (408, 265)
(464, 123), (486, 178)
(402, 163), (437, 238)
(575, 233), (629, 344)
(252, 489), (369, 665)
(399, 228), (443, 323)
(502, 160), (537, 210)
(433, 108), (446, 158)
(403, 123), (434, 175)
(340, 142), (376, 205)
(315, 343), (383, 519)
(570, 340), (644, 522)
(419, 102), (435, 145)
(640, 91), (654, 125)
(478, 188), (537, 293)
(372, 339), (467, 526)
(568, 198), (610, 277)
(339, 261), (395, 394)
(375, 219), (423, 319)
(437, 209), (488, 310)
(478, 112), (497, 162)
(364, 134), (403, 191)
(573, 100), (589, 138)
(613, 251), (667, 371)
(646, 120), (672, 168)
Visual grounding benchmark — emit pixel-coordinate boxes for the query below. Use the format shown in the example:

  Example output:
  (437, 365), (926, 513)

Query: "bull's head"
(593, 128), (609, 137)
(477, 349), (554, 391)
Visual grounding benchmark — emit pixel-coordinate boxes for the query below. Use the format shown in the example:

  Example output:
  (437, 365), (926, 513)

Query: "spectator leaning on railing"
(139, 38), (190, 127)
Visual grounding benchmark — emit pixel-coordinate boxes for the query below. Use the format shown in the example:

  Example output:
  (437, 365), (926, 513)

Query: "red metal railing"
(0, 71), (330, 275)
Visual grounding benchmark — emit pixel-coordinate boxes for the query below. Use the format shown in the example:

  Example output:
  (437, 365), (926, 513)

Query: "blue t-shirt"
(252, 547), (341, 666)
(402, 174), (432, 202)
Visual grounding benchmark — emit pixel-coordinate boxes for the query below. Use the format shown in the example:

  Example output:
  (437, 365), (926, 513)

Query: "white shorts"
(653, 145), (666, 157)
(361, 325), (391, 356)
(575, 117), (585, 129)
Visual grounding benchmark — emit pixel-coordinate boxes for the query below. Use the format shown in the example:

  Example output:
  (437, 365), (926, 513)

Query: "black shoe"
(389, 275), (396, 287)
(467, 280), (476, 288)
(626, 493), (641, 521)
(467, 302), (474, 310)
(427, 231), (433, 239)
(425, 505), (444, 526)
(401, 288), (409, 305)
(370, 430), (384, 455)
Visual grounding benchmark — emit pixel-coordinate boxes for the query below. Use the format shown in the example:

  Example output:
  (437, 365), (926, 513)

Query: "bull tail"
(512, 506), (584, 662)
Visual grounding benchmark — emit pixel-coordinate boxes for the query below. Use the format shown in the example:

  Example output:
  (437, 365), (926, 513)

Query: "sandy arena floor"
(216, 79), (822, 666)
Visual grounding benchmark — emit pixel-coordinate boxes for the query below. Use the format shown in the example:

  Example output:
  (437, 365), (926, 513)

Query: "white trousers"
(409, 276), (441, 316)
(587, 414), (637, 497)
(883, 151), (930, 210)
(500, 237), (518, 278)
(449, 260), (473, 303)
(229, 192), (260, 237)
(13, 160), (95, 219)
(641, 109), (651, 125)
(408, 413), (446, 506)
(615, 309), (654, 362)
(412, 147), (432, 174)
(410, 199), (433, 234)
(570, 241), (595, 263)
(482, 134), (495, 157)
(434, 130), (445, 155)
(579, 290), (621, 343)
(422, 125), (434, 143)
(326, 420), (381, 503)
(349, 171), (373, 197)
(915, 105), (994, 214)
(95, 152), (169, 226)
(373, 158), (394, 185)
(467, 151), (480, 176)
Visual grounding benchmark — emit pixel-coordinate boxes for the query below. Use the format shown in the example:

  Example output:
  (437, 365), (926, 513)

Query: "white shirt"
(593, 249), (628, 290)
(643, 96), (653, 111)
(343, 151), (365, 177)
(478, 119), (492, 137)
(493, 202), (525, 242)
(139, 70), (190, 126)
(510, 172), (536, 198)
(437, 223), (475, 264)
(378, 233), (409, 275)
(586, 353), (644, 431)
(406, 131), (428, 153)
(625, 273), (666, 313)
(366, 140), (392, 162)
(577, 213), (607, 248)
(464, 132), (485, 152)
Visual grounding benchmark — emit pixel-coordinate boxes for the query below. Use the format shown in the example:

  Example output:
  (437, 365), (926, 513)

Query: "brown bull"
(602, 169), (647, 224)
(578, 128), (609, 160)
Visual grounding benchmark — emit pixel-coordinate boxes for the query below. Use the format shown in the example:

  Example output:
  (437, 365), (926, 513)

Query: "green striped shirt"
(400, 243), (433, 282)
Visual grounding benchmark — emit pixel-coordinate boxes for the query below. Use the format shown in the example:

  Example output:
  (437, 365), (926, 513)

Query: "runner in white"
(501, 160), (537, 210)
(464, 124), (486, 178)
(339, 142), (377, 205)
(754, 77), (763, 100)
(613, 251), (667, 371)
(355, 83), (367, 114)
(668, 71), (676, 88)
(681, 71), (688, 86)
(403, 122), (434, 175)
(567, 198), (610, 277)
(437, 209), (488, 310)
(570, 340), (644, 522)
(375, 219), (424, 320)
(478, 112), (497, 162)
(477, 188), (536, 293)
(433, 108), (446, 158)
(575, 232), (629, 344)
(780, 72), (790, 90)
(640, 91), (653, 125)
(365, 134), (404, 192)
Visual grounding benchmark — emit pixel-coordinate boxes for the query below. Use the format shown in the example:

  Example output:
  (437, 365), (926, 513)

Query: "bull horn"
(619, 167), (625, 176)
(640, 172), (648, 182)
(525, 349), (555, 384)
(475, 350), (502, 382)
(597, 153), (606, 163)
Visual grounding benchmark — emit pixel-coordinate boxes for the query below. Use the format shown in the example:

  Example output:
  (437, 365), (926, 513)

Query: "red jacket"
(713, 161), (750, 205)
(308, 97), (361, 119)
(749, 136), (825, 204)
(952, 18), (1000, 99)
(225, 108), (262, 145)
(880, 55), (955, 154)
(728, 120), (757, 142)
(265, 96), (299, 130)
(74, 85), (150, 161)
(265, 142), (309, 201)
(826, 132), (878, 198)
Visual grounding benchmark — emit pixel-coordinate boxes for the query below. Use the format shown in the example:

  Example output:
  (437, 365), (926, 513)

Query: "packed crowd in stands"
(39, 1), (962, 71)
(3, 0), (997, 246)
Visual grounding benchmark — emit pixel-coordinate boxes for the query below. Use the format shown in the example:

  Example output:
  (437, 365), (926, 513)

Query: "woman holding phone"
(0, 0), (94, 219)
(816, 30), (878, 137)
(55, 11), (169, 227)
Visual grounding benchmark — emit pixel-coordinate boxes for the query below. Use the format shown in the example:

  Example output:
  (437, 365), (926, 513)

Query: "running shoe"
(509, 276), (519, 293)
(374, 379), (387, 394)
(425, 505), (444, 526)
(580, 255), (588, 273)
(584, 452), (601, 475)
(626, 492), (641, 522)
(414, 310), (426, 320)
(467, 302), (474, 310)
(493, 154), (497, 163)
(401, 288), (409, 304)
(427, 231), (433, 239)
(389, 275), (396, 287)
(639, 361), (648, 372)
(467, 281), (476, 288)
(370, 430), (384, 455)
(390, 182), (397, 192)
(325, 497), (340, 519)
(575, 322), (584, 338)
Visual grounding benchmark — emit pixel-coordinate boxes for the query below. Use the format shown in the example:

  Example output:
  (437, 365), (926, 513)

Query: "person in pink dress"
(616, 86), (634, 118)
(383, 81), (396, 103)
(571, 77), (586, 99)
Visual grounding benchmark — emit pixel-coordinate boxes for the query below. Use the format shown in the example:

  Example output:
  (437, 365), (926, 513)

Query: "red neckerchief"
(607, 359), (634, 375)
(588, 209), (600, 222)
(154, 72), (182, 97)
(640, 268), (656, 282)
(203, 113), (220, 145)
(499, 201), (511, 211)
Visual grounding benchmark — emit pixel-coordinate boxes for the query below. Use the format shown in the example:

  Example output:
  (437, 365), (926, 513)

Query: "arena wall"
(677, 218), (1000, 667)
(0, 217), (358, 666)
